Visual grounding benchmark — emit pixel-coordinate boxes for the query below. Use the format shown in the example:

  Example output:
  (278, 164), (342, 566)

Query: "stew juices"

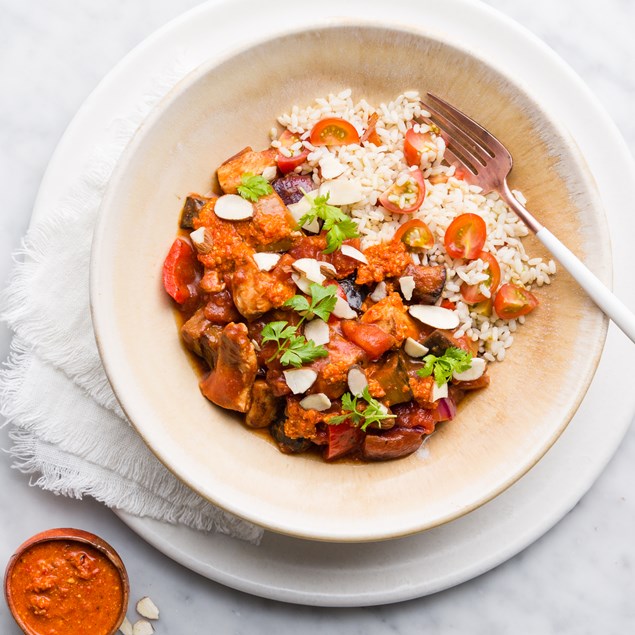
(4, 529), (128, 635)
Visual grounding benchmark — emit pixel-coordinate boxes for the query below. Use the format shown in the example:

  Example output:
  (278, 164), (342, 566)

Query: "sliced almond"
(319, 177), (364, 205)
(399, 276), (415, 301)
(319, 155), (347, 180)
(132, 621), (154, 635)
(453, 357), (486, 381)
(299, 393), (332, 411)
(431, 381), (448, 402)
(136, 597), (159, 620)
(214, 194), (254, 220)
(253, 252), (281, 272)
(340, 244), (368, 264)
(287, 197), (320, 233)
(283, 368), (318, 394)
(332, 296), (357, 319)
(291, 273), (312, 295)
(119, 617), (133, 635)
(292, 258), (327, 284)
(262, 165), (278, 181)
(404, 337), (429, 358)
(369, 281), (387, 302)
(347, 366), (368, 397)
(304, 318), (330, 345)
(408, 305), (460, 330)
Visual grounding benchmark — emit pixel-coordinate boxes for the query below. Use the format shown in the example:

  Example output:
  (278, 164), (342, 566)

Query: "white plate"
(33, 0), (635, 606)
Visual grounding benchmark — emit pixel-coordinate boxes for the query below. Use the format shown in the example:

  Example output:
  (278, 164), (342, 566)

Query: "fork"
(420, 92), (635, 344)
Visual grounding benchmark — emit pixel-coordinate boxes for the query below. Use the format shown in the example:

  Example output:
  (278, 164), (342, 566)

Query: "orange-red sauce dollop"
(8, 540), (124, 635)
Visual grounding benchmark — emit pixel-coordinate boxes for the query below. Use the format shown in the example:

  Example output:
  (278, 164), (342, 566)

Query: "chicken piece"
(309, 330), (366, 399)
(245, 380), (281, 428)
(360, 292), (419, 345)
(180, 193), (213, 229)
(203, 289), (241, 325)
(193, 198), (255, 277)
(282, 397), (332, 441)
(362, 428), (424, 461)
(236, 191), (298, 251)
(356, 239), (412, 285)
(402, 264), (447, 304)
(217, 147), (278, 194)
(199, 322), (257, 412)
(231, 259), (296, 320)
(180, 308), (211, 358)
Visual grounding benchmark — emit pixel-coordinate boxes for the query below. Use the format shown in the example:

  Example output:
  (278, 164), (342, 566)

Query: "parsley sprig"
(261, 321), (328, 368)
(298, 192), (359, 254)
(237, 172), (273, 202)
(416, 347), (473, 386)
(261, 283), (337, 367)
(283, 282), (337, 321)
(328, 387), (396, 431)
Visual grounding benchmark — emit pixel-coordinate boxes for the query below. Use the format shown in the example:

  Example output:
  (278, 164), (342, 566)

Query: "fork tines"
(420, 93), (505, 176)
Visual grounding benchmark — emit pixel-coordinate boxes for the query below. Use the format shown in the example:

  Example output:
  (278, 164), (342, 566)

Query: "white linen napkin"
(0, 65), (263, 544)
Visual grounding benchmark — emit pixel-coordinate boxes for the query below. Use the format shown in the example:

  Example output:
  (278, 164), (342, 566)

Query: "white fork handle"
(536, 227), (635, 343)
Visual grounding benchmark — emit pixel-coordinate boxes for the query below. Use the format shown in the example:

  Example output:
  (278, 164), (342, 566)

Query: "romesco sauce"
(6, 536), (126, 635)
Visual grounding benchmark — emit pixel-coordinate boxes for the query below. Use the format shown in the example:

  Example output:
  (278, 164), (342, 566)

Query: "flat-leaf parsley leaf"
(284, 282), (337, 322)
(328, 387), (395, 431)
(416, 347), (473, 386)
(298, 192), (359, 254)
(261, 321), (328, 368)
(237, 172), (273, 202)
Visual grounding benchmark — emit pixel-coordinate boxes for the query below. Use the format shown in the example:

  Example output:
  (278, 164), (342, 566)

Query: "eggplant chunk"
(366, 351), (412, 406)
(362, 427), (424, 461)
(245, 380), (282, 428)
(404, 264), (446, 304)
(338, 275), (368, 310)
(217, 147), (277, 194)
(199, 325), (223, 369)
(272, 173), (315, 206)
(179, 194), (212, 230)
(270, 419), (312, 454)
(422, 329), (464, 358)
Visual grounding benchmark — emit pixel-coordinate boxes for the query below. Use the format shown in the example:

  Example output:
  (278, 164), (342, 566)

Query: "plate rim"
(30, 0), (635, 606)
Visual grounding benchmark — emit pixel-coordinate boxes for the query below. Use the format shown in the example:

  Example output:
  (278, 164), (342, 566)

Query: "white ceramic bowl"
(91, 24), (609, 542)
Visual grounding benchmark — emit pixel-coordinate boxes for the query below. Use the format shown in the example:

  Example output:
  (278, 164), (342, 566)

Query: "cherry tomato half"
(310, 117), (361, 146)
(360, 112), (382, 146)
(393, 218), (435, 250)
(404, 128), (433, 167)
(444, 213), (487, 259)
(162, 237), (199, 304)
(494, 283), (539, 319)
(460, 251), (501, 304)
(276, 130), (309, 173)
(378, 168), (426, 214)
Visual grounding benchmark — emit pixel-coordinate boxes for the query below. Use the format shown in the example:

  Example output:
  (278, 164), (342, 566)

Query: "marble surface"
(1, 0), (634, 632)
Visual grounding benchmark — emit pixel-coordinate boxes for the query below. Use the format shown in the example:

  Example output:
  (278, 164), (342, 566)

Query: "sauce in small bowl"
(4, 528), (129, 635)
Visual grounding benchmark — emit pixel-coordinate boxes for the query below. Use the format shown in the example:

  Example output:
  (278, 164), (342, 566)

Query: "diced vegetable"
(341, 320), (395, 359)
(162, 237), (199, 304)
(324, 422), (364, 461)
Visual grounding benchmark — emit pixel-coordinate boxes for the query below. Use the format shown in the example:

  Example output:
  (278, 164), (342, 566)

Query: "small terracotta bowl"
(4, 528), (129, 635)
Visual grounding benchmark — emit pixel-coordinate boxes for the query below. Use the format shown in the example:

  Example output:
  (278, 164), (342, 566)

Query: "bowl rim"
(4, 528), (130, 635)
(90, 20), (609, 542)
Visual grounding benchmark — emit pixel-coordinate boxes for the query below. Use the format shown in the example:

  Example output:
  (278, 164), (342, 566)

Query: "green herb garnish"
(328, 387), (396, 431)
(261, 284), (337, 368)
(283, 282), (337, 321)
(298, 192), (359, 254)
(237, 172), (273, 202)
(416, 347), (473, 386)
(261, 321), (328, 368)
